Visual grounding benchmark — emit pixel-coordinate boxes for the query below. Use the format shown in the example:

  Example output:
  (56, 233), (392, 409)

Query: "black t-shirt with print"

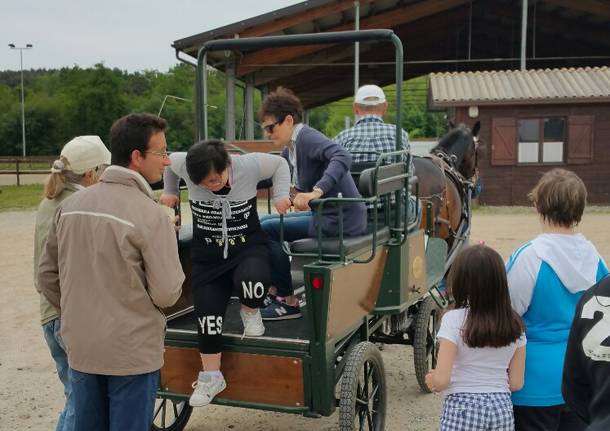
(189, 185), (267, 281)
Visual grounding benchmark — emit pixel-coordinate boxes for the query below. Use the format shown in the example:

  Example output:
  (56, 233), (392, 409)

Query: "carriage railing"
(279, 150), (416, 264)
(196, 29), (404, 153)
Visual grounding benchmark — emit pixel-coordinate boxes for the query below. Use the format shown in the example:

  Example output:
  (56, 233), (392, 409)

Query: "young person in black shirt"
(563, 275), (610, 431)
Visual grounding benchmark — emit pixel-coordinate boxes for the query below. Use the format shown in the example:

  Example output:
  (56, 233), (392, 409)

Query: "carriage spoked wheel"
(150, 396), (193, 431)
(413, 295), (441, 393)
(339, 341), (387, 431)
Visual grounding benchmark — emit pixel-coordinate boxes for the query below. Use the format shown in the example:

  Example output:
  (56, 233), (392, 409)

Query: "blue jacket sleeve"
(311, 138), (351, 194)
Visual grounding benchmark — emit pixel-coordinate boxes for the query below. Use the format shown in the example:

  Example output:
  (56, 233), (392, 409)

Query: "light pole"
(8, 43), (33, 158)
(157, 95), (192, 117)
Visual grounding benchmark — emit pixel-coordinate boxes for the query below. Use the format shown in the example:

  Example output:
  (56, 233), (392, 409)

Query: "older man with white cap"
(34, 135), (111, 431)
(335, 85), (420, 225)
(335, 84), (411, 168)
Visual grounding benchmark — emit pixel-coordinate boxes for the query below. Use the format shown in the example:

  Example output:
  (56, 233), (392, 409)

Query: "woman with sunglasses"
(258, 87), (367, 321)
(159, 140), (291, 407)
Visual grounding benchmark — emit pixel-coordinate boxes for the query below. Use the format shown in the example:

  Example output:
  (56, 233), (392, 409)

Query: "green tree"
(70, 64), (128, 143)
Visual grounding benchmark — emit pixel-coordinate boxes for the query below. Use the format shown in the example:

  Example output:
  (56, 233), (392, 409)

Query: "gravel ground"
(1, 208), (608, 431)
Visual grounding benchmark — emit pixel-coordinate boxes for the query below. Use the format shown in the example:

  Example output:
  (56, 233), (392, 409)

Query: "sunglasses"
(261, 118), (284, 134)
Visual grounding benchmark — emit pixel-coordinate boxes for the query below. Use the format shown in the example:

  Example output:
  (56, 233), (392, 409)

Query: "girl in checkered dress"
(426, 245), (526, 430)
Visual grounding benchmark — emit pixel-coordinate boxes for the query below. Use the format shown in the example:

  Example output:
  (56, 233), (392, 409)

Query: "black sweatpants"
(193, 255), (270, 354)
(514, 405), (587, 431)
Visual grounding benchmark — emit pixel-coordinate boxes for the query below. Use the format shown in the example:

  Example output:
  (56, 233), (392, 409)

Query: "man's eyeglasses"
(262, 119), (283, 134)
(146, 150), (170, 158)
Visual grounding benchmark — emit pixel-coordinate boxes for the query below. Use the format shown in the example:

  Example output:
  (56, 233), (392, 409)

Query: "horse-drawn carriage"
(151, 30), (479, 431)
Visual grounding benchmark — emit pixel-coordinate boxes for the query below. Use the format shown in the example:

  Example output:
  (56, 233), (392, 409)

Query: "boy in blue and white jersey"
(506, 168), (608, 431)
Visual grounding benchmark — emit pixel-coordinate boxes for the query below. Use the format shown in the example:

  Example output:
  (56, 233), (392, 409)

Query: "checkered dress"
(440, 393), (515, 430)
(334, 115), (412, 171)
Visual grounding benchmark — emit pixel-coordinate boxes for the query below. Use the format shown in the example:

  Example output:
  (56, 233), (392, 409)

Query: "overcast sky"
(0, 0), (302, 72)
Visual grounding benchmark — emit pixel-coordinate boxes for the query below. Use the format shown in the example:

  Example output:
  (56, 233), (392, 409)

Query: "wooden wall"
(453, 103), (610, 205)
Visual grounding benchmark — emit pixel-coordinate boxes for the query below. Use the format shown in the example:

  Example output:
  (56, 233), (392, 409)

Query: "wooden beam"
(252, 43), (375, 86)
(250, 6), (469, 89)
(236, 0), (471, 76)
(240, 0), (373, 37)
(533, 11), (610, 48)
(544, 0), (610, 19)
(483, 5), (609, 56)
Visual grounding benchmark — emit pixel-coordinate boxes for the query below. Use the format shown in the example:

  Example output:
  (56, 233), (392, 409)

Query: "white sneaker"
(189, 372), (227, 407)
(240, 308), (265, 337)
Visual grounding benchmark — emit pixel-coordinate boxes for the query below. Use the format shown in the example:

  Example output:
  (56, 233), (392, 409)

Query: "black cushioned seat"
(290, 226), (390, 255)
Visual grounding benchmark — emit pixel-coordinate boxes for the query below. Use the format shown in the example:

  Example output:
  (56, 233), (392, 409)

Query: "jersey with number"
(563, 276), (610, 430)
(506, 233), (608, 407)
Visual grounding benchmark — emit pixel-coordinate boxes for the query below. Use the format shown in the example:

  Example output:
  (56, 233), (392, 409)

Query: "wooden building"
(429, 67), (610, 205)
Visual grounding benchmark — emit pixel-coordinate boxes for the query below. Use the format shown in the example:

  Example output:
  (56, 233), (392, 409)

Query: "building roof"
(172, 0), (610, 109)
(429, 67), (610, 108)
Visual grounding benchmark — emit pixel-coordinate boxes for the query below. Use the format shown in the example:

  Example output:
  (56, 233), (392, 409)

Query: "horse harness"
(423, 150), (473, 240)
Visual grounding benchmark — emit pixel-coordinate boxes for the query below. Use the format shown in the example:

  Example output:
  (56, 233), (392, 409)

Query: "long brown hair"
(448, 245), (523, 348)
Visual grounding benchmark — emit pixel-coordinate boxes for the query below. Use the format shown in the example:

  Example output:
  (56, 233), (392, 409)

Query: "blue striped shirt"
(334, 115), (412, 170)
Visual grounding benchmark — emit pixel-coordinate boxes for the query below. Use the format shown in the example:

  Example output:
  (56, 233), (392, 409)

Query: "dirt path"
(1, 209), (608, 431)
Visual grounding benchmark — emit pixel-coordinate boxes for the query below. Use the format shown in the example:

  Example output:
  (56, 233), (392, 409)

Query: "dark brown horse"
(413, 122), (480, 249)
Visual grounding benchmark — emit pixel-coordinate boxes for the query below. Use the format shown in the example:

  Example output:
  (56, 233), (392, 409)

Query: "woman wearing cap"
(33, 135), (111, 431)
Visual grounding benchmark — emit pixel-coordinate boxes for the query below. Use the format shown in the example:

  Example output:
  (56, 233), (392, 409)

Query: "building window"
(518, 117), (565, 164)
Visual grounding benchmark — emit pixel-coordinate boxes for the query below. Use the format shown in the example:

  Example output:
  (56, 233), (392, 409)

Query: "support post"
(225, 56), (236, 141)
(245, 74), (255, 140)
(354, 0), (360, 94)
(520, 0), (528, 70)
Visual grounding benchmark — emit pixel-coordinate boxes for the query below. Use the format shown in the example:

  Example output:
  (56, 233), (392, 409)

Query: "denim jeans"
(42, 318), (74, 431)
(70, 369), (159, 431)
(260, 211), (311, 297)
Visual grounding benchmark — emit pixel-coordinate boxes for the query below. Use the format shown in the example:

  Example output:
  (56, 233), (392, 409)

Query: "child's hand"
(425, 370), (438, 393)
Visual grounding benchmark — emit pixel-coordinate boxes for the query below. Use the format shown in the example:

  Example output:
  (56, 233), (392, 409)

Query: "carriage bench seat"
(289, 161), (406, 257)
(289, 226), (390, 256)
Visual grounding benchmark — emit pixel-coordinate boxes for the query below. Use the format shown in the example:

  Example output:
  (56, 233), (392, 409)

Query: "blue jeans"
(43, 318), (74, 431)
(260, 211), (311, 297)
(70, 369), (159, 431)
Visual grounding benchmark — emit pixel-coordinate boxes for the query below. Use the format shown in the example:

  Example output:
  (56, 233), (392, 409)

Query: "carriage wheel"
(339, 341), (387, 431)
(150, 397), (193, 431)
(413, 296), (441, 393)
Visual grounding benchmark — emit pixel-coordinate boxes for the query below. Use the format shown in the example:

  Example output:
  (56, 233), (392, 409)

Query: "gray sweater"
(164, 152), (290, 258)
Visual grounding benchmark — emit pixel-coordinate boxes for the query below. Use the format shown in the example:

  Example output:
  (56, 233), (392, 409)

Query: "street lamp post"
(157, 94), (192, 117)
(8, 43), (33, 158)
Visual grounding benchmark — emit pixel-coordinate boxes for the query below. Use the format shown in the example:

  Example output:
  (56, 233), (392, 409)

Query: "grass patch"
(0, 184), (44, 212)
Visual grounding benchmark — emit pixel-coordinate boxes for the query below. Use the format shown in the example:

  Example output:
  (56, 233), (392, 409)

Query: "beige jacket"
(38, 166), (184, 375)
(34, 183), (81, 325)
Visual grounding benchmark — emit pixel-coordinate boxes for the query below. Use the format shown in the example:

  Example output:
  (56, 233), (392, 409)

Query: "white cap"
(60, 136), (111, 174)
(354, 84), (386, 106)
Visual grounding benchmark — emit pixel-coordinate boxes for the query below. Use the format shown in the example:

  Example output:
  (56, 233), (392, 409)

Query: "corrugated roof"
(429, 67), (610, 107)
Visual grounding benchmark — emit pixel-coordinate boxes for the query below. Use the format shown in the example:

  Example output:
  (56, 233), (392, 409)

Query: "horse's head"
(432, 121), (480, 179)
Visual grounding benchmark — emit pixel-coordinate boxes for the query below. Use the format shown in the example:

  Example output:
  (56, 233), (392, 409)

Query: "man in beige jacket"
(38, 113), (184, 431)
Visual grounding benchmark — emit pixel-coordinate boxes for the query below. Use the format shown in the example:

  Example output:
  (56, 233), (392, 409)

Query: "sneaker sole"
(189, 380), (227, 407)
(262, 313), (302, 321)
(243, 328), (265, 337)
